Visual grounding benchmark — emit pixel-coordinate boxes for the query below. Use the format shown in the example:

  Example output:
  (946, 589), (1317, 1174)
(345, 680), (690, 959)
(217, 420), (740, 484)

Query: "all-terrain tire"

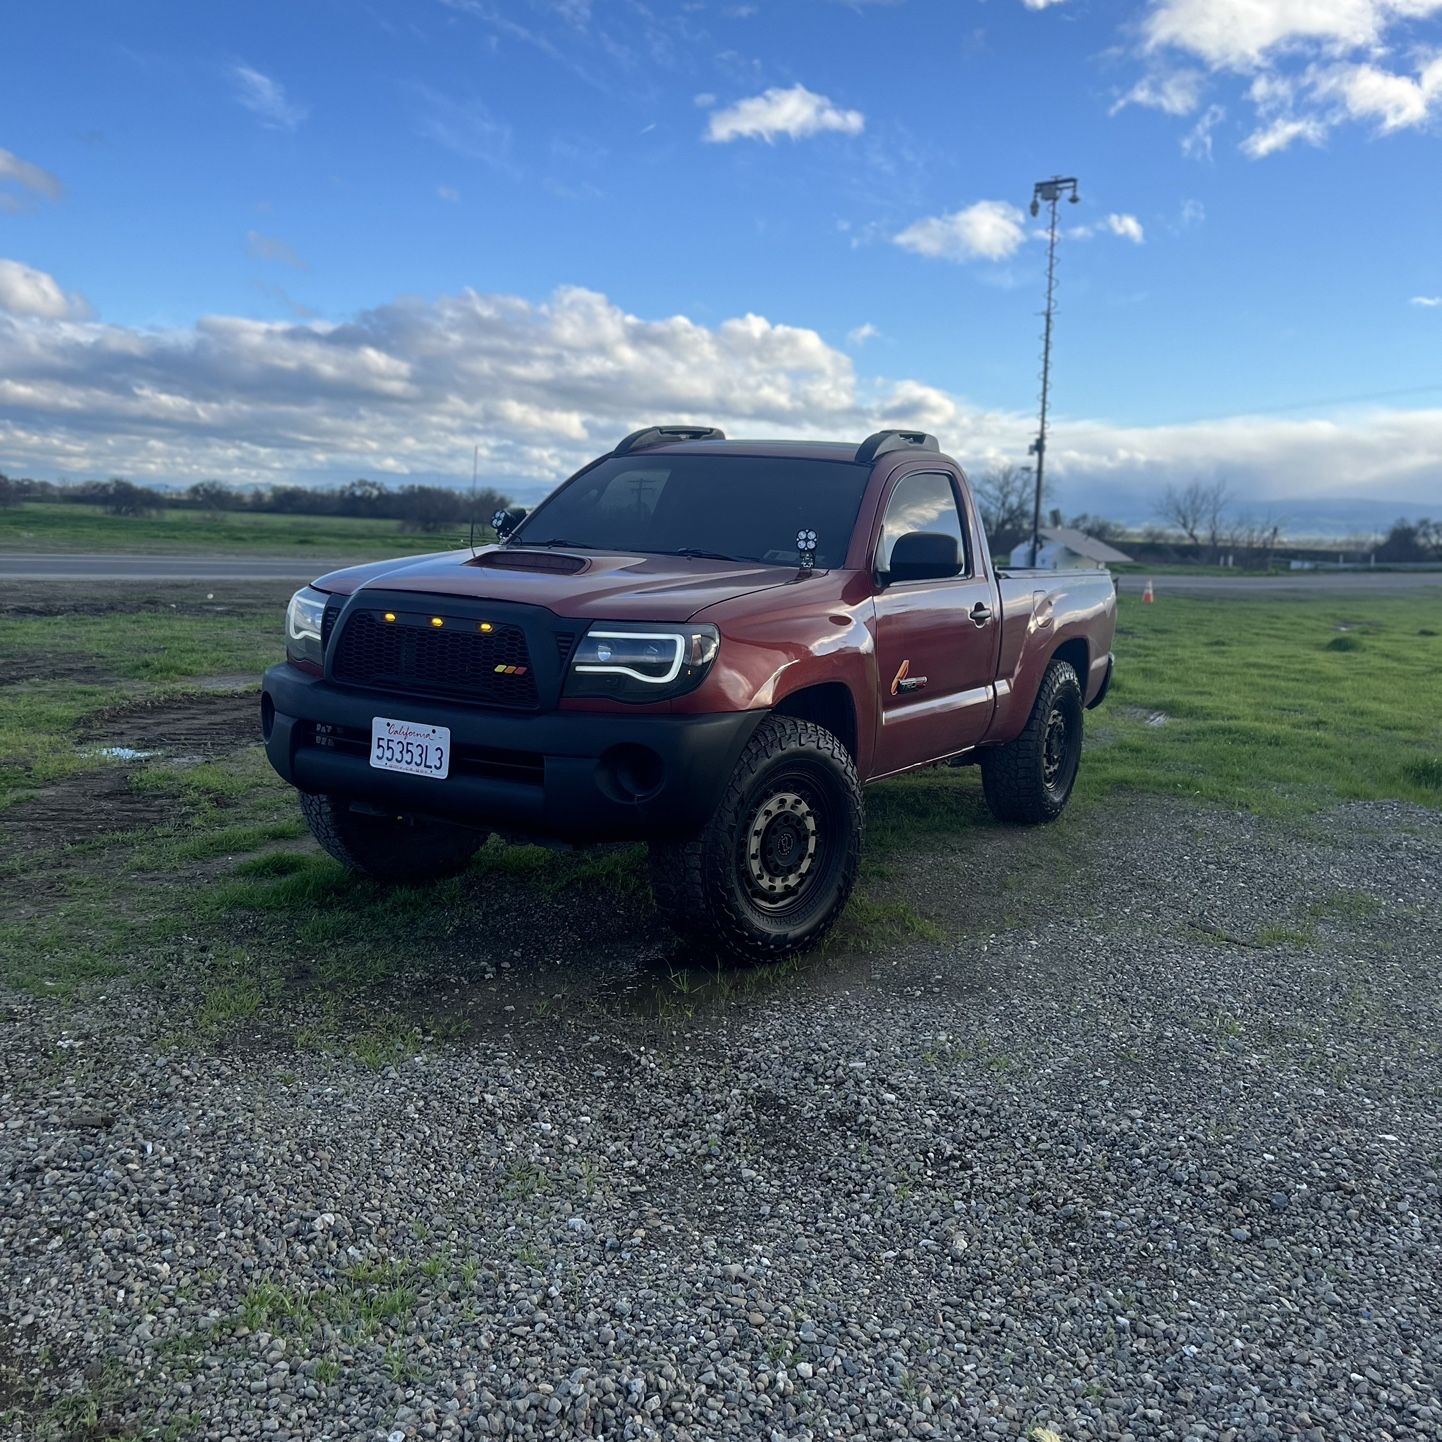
(647, 715), (863, 963)
(299, 792), (486, 882)
(980, 659), (1084, 824)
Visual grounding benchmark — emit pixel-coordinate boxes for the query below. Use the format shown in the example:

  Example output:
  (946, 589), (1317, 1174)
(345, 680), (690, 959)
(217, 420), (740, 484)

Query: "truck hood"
(312, 546), (803, 623)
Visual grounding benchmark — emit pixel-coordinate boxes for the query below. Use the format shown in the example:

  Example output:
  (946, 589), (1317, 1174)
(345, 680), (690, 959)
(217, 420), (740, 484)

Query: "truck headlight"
(564, 623), (719, 702)
(285, 586), (329, 668)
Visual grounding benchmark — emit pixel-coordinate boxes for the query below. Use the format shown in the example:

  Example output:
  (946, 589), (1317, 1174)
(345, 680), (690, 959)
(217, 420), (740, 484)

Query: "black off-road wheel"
(980, 659), (1084, 824)
(648, 715), (863, 963)
(299, 792), (486, 882)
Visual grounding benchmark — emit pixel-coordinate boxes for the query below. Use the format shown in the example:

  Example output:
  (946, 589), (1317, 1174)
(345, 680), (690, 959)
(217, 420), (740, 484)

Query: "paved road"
(1111, 569), (1442, 595)
(0, 552), (343, 582)
(4, 551), (1441, 593)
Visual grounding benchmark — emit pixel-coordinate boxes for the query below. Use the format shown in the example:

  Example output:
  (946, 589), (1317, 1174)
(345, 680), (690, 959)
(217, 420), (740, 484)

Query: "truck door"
(870, 470), (1000, 776)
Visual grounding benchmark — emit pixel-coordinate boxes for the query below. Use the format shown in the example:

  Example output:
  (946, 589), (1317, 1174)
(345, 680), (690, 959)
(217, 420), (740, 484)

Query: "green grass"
(0, 602), (279, 807)
(1, 500), (484, 558)
(237, 1269), (418, 1340)
(1307, 888), (1384, 921)
(1256, 923), (1316, 947)
(829, 892), (946, 949)
(1078, 595), (1442, 815)
(2, 590), (1439, 1016)
(0, 682), (119, 796)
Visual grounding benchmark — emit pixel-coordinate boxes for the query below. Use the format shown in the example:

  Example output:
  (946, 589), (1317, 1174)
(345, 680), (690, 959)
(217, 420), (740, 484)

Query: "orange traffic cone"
(1142, 577), (1155, 603)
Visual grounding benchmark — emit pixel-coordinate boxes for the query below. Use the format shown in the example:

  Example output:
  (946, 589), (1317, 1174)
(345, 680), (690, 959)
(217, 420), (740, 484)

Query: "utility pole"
(1028, 175), (1080, 566)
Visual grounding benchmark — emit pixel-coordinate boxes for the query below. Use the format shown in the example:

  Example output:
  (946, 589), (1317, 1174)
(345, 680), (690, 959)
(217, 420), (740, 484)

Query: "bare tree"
(1225, 509), (1286, 569)
(340, 478), (389, 517)
(1067, 512), (1125, 544)
(99, 478), (162, 518)
(1157, 479), (1231, 561)
(187, 480), (234, 515)
(974, 463), (1039, 554)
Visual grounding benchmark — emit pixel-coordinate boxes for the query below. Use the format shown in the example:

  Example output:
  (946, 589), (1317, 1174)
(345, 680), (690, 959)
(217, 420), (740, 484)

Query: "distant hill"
(1226, 495), (1425, 539)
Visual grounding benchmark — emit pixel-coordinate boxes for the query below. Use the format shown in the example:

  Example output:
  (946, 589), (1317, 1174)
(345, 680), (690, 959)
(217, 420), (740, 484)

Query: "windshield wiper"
(663, 547), (752, 563)
(509, 538), (603, 550)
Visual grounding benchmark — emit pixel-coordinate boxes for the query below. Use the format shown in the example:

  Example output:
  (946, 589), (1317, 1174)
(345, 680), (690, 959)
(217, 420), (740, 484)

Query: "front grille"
(332, 610), (539, 709)
(310, 723), (544, 787)
(554, 630), (579, 667)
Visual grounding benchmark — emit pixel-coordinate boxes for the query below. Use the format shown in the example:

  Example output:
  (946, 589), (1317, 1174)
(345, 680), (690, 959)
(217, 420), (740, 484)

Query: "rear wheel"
(299, 792), (486, 881)
(648, 715), (862, 963)
(980, 659), (1084, 824)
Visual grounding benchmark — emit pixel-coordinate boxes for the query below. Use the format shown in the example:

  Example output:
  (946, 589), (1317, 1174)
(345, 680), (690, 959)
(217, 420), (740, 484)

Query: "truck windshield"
(511, 454), (870, 569)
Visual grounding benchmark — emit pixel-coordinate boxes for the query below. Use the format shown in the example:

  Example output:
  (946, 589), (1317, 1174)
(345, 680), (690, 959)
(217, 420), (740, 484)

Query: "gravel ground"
(3, 793), (1440, 1441)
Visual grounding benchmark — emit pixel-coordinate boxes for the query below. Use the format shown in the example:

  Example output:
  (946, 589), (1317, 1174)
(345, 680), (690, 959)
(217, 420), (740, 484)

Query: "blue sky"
(2, 0), (1440, 527)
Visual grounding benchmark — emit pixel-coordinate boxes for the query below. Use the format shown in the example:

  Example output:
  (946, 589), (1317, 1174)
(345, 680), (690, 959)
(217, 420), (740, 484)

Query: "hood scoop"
(469, 549), (589, 575)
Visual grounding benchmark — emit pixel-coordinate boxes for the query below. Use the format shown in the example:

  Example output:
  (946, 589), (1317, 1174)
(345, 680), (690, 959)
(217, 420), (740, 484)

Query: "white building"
(1008, 526), (1134, 571)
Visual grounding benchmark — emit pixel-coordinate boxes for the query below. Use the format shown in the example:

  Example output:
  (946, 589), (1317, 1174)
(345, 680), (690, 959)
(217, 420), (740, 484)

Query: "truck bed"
(988, 566), (1118, 735)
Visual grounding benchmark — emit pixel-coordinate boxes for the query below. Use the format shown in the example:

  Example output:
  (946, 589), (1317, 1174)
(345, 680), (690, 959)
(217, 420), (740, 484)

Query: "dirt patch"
(0, 654), (120, 689)
(1, 693), (260, 881)
(2, 766), (174, 865)
(80, 691), (259, 758)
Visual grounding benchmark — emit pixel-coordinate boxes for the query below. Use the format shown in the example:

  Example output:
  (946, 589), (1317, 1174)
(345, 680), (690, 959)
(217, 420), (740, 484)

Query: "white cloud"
(1181, 102), (1225, 158)
(1106, 213), (1146, 243)
(0, 258), (87, 319)
(231, 64), (309, 131)
(1411, 295), (1442, 307)
(1, 278), (1439, 519)
(1241, 114), (1329, 157)
(705, 85), (865, 143)
(1128, 1), (1442, 156)
(893, 200), (1027, 263)
(437, 185), (462, 203)
(246, 230), (307, 270)
(847, 323), (879, 346)
(0, 147), (63, 212)
(1068, 213), (1147, 244)
(1112, 68), (1207, 115)
(1020, 0), (1067, 8)
(1323, 55), (1442, 130)
(1143, 0), (1442, 71)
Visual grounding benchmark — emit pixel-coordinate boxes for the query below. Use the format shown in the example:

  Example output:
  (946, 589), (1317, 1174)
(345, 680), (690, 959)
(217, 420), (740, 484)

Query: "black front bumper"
(261, 664), (763, 843)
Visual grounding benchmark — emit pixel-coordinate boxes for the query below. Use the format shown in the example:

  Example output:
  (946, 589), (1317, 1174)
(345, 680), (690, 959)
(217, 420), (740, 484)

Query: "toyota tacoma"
(261, 427), (1118, 960)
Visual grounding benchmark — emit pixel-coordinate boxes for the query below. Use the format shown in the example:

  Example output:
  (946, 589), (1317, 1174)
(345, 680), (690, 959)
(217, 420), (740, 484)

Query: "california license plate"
(369, 717), (450, 779)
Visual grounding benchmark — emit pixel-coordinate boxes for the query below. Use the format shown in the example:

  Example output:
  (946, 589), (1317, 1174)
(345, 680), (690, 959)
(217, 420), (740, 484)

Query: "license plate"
(369, 717), (450, 779)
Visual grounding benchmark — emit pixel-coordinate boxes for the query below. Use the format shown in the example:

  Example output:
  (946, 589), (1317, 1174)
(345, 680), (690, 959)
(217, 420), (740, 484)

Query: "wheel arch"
(771, 681), (859, 763)
(1050, 636), (1089, 688)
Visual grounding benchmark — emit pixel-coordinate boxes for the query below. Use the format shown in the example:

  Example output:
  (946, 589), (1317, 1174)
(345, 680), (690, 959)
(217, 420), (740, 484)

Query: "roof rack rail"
(854, 430), (939, 464)
(613, 425), (726, 456)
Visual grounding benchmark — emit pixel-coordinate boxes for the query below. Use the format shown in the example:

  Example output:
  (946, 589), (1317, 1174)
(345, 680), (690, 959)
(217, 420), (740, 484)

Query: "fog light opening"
(260, 693), (276, 743)
(596, 744), (665, 804)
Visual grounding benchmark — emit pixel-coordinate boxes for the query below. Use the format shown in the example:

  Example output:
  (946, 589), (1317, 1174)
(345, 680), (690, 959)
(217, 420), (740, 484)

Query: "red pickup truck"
(262, 427), (1117, 960)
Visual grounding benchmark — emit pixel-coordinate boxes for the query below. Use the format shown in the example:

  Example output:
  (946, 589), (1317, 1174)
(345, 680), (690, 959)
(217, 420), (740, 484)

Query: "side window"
(878, 472), (968, 575)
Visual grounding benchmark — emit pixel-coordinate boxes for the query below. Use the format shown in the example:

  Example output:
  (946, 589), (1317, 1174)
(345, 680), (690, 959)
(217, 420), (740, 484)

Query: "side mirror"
(491, 506), (528, 539)
(881, 531), (961, 585)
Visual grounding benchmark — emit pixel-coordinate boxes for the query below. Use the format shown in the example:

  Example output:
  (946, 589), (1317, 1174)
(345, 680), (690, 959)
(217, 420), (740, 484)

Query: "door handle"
(969, 601), (993, 627)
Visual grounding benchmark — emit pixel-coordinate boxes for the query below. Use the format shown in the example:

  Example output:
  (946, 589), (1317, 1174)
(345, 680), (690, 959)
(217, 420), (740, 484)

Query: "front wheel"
(980, 658), (1084, 824)
(648, 715), (863, 963)
(299, 792), (486, 881)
